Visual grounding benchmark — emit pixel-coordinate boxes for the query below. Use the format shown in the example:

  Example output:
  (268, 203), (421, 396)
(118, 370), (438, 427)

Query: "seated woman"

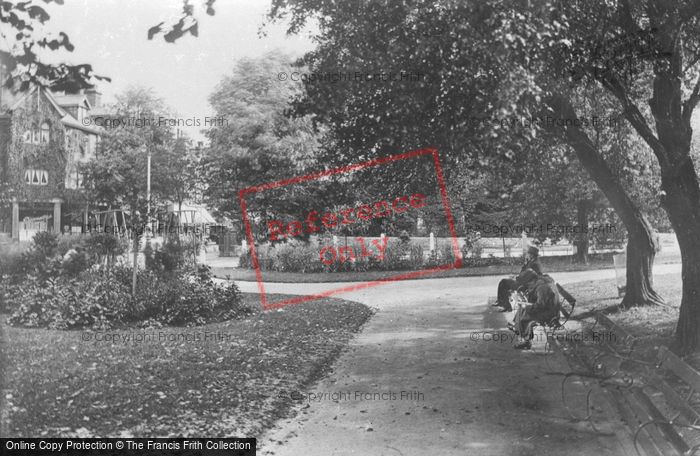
(495, 245), (543, 311)
(510, 274), (561, 350)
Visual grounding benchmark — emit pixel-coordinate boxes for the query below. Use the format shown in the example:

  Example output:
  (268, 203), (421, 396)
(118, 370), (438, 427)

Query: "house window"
(65, 166), (86, 189)
(22, 121), (50, 144)
(24, 169), (48, 186)
(40, 123), (50, 143)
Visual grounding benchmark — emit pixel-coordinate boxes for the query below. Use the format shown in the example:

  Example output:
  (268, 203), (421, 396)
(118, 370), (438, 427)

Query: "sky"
(39, 0), (315, 142)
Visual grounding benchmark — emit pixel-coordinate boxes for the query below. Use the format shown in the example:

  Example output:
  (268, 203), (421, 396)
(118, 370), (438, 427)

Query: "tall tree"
(261, 0), (667, 308)
(201, 51), (324, 239)
(83, 87), (178, 293)
(489, 0), (700, 353)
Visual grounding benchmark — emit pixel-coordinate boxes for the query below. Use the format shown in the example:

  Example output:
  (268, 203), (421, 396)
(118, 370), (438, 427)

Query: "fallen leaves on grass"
(1, 293), (373, 437)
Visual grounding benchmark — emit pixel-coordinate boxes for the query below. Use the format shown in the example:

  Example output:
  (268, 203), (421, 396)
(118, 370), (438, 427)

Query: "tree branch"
(545, 92), (649, 236)
(596, 72), (668, 166)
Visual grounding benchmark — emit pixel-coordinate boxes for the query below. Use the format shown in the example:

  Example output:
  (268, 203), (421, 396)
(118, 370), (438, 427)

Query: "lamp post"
(146, 147), (151, 238)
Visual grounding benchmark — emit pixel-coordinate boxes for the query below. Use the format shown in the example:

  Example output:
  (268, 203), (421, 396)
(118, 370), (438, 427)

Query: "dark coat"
(514, 274), (562, 340)
(520, 257), (543, 275)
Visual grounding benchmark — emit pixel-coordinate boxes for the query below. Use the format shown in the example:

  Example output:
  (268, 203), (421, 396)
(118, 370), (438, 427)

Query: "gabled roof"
(53, 94), (92, 110)
(167, 202), (217, 224)
(9, 86), (101, 134)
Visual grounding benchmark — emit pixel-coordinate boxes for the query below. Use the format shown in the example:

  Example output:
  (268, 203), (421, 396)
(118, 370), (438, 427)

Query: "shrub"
(151, 239), (188, 272)
(269, 241), (321, 273)
(238, 247), (252, 269)
(31, 231), (58, 258)
(139, 267), (251, 326)
(57, 234), (86, 257)
(6, 264), (252, 329)
(7, 268), (133, 330)
(59, 247), (91, 277)
(380, 239), (409, 270)
(408, 243), (424, 269)
(82, 233), (127, 266)
(440, 241), (457, 264)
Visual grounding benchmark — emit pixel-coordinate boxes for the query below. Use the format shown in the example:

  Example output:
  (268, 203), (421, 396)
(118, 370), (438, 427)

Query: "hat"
(527, 245), (539, 256)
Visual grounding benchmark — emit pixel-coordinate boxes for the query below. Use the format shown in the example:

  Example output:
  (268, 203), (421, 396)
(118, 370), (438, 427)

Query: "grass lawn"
(0, 293), (373, 437)
(565, 271), (687, 365)
(213, 251), (681, 283)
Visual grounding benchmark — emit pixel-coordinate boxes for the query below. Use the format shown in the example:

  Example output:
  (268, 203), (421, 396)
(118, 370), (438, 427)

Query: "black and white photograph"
(1, 0), (700, 455)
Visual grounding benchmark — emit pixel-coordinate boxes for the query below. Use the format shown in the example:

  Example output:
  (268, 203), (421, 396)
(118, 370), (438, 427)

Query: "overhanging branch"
(597, 72), (668, 166)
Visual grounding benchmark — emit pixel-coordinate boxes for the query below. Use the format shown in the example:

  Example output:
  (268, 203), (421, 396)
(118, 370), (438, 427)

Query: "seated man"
(495, 245), (543, 311)
(510, 274), (562, 349)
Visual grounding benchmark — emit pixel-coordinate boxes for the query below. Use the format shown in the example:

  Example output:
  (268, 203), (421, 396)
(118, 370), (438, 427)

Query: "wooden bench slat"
(611, 388), (665, 456)
(648, 374), (700, 425)
(630, 386), (690, 455)
(623, 390), (680, 456)
(595, 312), (634, 341)
(658, 346), (700, 394)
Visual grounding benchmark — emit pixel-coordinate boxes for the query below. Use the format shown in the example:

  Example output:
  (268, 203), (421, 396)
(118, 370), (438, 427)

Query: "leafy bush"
(379, 239), (410, 270)
(134, 265), (250, 326)
(7, 269), (133, 329)
(441, 241), (457, 264)
(270, 241), (322, 273)
(148, 238), (191, 273)
(6, 264), (252, 329)
(471, 242), (484, 258)
(59, 247), (91, 277)
(57, 234), (86, 257)
(82, 233), (127, 265)
(31, 231), (58, 258)
(238, 247), (252, 269)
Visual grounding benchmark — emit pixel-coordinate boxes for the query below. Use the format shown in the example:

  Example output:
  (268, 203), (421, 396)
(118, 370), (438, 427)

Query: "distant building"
(0, 85), (102, 241)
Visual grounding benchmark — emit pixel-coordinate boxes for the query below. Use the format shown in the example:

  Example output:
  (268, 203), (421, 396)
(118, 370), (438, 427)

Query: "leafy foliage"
(240, 237), (460, 273)
(201, 51), (324, 230)
(0, 0), (109, 91)
(6, 264), (250, 329)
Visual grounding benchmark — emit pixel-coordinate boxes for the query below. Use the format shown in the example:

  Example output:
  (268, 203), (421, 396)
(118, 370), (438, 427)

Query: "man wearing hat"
(495, 245), (543, 311)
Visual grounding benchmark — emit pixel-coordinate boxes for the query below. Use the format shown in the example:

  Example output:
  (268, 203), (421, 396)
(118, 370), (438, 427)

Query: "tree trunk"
(574, 199), (590, 264)
(673, 228), (700, 355)
(660, 162), (700, 355)
(547, 93), (664, 306)
(620, 222), (662, 308)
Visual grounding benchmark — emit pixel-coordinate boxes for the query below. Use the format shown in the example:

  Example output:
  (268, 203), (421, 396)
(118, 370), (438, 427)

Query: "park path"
(236, 264), (681, 456)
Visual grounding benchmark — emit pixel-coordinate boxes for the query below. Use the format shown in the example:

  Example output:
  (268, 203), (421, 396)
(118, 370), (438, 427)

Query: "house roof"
(53, 94), (92, 110)
(167, 203), (217, 224)
(9, 86), (101, 135)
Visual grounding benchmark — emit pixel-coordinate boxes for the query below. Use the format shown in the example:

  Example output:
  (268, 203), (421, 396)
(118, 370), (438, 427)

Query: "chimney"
(85, 87), (101, 109)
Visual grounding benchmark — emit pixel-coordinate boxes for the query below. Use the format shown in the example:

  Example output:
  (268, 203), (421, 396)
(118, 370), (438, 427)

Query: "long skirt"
(497, 278), (517, 311)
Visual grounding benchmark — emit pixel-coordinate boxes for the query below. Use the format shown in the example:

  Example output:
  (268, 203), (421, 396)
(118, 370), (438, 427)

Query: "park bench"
(604, 345), (700, 455)
(561, 315), (700, 455)
(589, 312), (637, 374)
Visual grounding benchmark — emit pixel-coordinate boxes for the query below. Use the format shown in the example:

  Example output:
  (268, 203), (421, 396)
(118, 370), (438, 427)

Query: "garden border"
(238, 147), (461, 310)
